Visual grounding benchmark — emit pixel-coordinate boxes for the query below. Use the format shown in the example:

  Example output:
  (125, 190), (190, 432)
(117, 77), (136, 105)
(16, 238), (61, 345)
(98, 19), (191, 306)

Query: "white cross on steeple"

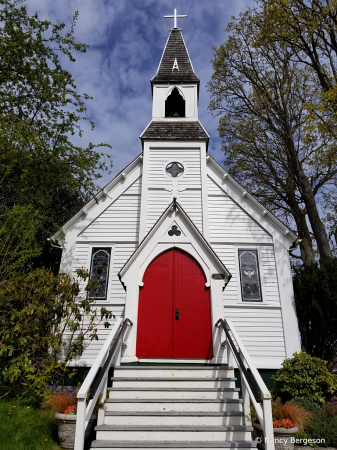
(164, 8), (187, 29)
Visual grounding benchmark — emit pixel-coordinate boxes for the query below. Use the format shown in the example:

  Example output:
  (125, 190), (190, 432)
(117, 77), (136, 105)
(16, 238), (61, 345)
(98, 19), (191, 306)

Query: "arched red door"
(136, 248), (213, 359)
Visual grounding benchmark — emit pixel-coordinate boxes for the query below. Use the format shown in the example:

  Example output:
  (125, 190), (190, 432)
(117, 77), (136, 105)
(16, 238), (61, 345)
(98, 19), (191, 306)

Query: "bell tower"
(150, 10), (200, 121)
(139, 10), (210, 242)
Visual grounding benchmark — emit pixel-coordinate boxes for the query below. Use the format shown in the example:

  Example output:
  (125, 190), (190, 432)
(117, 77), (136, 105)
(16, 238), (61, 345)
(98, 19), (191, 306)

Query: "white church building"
(52, 12), (302, 450)
(52, 12), (301, 372)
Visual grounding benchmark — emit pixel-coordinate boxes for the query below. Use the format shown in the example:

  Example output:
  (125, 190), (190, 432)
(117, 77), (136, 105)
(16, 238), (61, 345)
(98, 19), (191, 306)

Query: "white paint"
(274, 240), (301, 358)
(152, 85), (198, 119)
(164, 8), (187, 29)
(218, 318), (275, 449)
(119, 202), (230, 363)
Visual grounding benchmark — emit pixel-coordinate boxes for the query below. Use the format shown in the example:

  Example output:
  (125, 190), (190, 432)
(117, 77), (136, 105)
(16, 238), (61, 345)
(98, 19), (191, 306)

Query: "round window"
(166, 162), (184, 178)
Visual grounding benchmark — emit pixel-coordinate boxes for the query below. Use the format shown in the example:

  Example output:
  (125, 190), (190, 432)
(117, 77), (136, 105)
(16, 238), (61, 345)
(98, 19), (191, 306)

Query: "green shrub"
(305, 412), (337, 447)
(0, 268), (114, 396)
(273, 352), (337, 404)
(295, 432), (318, 448)
(290, 398), (321, 414)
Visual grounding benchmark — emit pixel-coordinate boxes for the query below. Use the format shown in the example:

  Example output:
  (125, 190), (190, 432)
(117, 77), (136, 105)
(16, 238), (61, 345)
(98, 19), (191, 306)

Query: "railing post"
(226, 341), (234, 369)
(238, 349), (251, 426)
(263, 397), (275, 450)
(74, 397), (86, 450)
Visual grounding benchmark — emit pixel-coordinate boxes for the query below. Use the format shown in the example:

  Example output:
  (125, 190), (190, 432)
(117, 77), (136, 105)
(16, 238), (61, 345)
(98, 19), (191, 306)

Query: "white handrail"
(74, 318), (125, 450)
(218, 318), (275, 450)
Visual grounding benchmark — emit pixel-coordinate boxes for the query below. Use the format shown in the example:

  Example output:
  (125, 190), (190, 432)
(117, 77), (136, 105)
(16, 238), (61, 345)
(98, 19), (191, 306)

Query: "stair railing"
(216, 318), (274, 450)
(74, 317), (133, 450)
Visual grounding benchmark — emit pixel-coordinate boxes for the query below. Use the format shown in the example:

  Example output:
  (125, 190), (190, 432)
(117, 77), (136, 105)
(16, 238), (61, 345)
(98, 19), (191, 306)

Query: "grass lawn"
(0, 399), (62, 450)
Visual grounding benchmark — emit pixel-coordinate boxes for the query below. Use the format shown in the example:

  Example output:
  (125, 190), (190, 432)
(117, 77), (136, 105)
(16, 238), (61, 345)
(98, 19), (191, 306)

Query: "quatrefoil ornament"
(168, 225), (181, 236)
(166, 162), (184, 178)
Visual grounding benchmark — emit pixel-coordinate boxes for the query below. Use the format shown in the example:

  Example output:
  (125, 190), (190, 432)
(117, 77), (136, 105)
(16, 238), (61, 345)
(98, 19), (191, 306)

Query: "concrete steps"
(89, 366), (255, 450)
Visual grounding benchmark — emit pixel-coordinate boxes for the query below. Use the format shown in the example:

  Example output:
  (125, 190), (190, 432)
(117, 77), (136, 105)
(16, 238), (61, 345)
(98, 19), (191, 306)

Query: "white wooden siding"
(146, 148), (203, 232)
(80, 178), (142, 241)
(212, 244), (281, 306)
(223, 308), (286, 359)
(70, 179), (142, 365)
(212, 243), (285, 361)
(207, 176), (272, 243)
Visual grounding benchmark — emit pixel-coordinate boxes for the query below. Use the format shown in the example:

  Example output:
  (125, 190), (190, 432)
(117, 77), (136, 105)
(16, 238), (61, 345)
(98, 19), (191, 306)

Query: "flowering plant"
(63, 405), (77, 415)
(273, 419), (295, 428)
(41, 385), (77, 414)
(272, 398), (310, 431)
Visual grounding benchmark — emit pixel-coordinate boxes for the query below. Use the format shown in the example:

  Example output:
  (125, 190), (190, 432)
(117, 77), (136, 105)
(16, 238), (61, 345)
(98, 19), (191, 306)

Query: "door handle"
(175, 308), (179, 321)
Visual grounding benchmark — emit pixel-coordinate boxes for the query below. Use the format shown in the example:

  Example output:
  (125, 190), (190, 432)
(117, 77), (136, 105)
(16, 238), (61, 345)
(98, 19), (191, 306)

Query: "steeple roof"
(151, 29), (199, 84)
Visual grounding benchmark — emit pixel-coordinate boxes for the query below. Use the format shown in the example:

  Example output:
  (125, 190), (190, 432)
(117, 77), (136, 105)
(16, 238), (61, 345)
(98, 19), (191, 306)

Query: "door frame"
(118, 207), (231, 364)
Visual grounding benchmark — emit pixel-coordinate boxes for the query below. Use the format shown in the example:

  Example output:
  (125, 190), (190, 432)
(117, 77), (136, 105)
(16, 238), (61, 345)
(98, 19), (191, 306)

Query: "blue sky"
(26, 0), (253, 188)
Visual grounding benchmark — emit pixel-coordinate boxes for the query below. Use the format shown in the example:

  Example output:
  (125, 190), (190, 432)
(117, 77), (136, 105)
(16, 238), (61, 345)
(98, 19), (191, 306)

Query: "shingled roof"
(141, 121), (209, 143)
(151, 29), (199, 84)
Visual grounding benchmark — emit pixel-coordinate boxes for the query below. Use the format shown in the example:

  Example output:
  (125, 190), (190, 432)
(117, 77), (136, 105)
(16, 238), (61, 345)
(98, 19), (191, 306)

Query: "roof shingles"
(141, 121), (209, 141)
(152, 29), (199, 84)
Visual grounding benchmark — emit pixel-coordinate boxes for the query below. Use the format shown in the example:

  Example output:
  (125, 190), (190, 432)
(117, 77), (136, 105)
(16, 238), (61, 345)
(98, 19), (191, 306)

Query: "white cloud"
(25, 0), (254, 186)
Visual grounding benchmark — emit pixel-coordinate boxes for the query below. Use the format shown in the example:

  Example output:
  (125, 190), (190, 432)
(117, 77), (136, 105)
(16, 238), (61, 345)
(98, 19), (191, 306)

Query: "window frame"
(85, 244), (115, 302)
(234, 246), (266, 304)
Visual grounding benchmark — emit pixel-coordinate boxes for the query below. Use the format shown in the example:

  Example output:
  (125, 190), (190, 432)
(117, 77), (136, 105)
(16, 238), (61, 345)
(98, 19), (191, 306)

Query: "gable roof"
(118, 199), (231, 285)
(50, 153), (143, 242)
(141, 120), (209, 144)
(151, 29), (199, 84)
(206, 155), (299, 249)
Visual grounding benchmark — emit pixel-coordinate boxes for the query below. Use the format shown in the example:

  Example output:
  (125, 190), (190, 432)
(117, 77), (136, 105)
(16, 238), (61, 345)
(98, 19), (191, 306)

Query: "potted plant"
(252, 399), (311, 450)
(41, 385), (96, 449)
(272, 418), (298, 450)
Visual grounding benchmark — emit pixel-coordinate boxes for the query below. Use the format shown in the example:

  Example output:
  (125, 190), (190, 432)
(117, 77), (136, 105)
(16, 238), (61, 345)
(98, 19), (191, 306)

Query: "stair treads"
(91, 440), (256, 448)
(109, 388), (239, 391)
(111, 378), (237, 381)
(106, 398), (243, 403)
(95, 426), (254, 431)
(104, 411), (244, 416)
(116, 366), (228, 370)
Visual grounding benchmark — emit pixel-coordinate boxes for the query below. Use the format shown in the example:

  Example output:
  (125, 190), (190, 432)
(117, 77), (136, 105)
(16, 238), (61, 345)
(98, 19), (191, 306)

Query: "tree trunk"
(292, 207), (315, 266)
(286, 180), (315, 266)
(298, 168), (333, 261)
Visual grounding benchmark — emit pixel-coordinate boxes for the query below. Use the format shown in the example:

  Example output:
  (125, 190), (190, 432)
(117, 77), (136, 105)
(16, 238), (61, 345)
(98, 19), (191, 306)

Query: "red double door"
(136, 248), (213, 359)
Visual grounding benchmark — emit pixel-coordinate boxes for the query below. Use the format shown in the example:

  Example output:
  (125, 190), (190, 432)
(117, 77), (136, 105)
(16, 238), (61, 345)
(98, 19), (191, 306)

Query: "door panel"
(136, 250), (173, 358)
(172, 249), (213, 359)
(136, 248), (213, 359)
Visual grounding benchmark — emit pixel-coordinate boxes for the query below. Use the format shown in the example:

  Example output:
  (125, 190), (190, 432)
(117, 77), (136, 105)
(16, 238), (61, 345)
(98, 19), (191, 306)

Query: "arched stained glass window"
(88, 248), (111, 300)
(238, 249), (262, 301)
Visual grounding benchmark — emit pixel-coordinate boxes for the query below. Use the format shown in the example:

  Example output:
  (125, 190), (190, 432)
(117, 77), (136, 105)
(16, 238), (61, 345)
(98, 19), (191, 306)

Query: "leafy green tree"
(0, 0), (112, 279)
(0, 268), (114, 396)
(208, 9), (336, 264)
(257, 0), (337, 130)
(293, 259), (337, 363)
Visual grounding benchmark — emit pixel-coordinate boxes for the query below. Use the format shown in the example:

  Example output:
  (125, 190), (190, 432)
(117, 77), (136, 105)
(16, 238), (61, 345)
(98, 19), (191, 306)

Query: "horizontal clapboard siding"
(212, 244), (281, 306)
(146, 148), (203, 232)
(207, 176), (272, 243)
(211, 243), (284, 361)
(80, 178), (141, 241)
(70, 179), (143, 365)
(67, 306), (125, 366)
(223, 309), (286, 358)
(146, 189), (172, 231)
(110, 243), (137, 305)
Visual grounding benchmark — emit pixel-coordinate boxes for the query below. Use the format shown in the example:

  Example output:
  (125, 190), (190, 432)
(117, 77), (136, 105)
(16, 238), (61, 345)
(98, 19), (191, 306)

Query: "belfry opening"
(165, 87), (185, 117)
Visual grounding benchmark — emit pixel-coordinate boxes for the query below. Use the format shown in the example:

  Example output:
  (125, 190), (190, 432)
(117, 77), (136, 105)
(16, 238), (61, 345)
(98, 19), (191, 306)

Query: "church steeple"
(140, 10), (209, 148)
(151, 28), (199, 85)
